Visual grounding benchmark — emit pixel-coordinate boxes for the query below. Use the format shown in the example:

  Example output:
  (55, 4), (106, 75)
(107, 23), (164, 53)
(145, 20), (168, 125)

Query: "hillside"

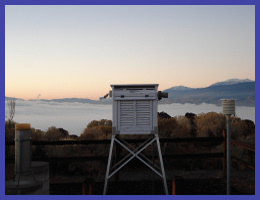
(5, 79), (255, 106)
(162, 82), (255, 106)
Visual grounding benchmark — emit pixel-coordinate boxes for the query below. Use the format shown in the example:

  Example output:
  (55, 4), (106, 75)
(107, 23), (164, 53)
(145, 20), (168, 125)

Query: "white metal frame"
(103, 84), (168, 195)
(103, 134), (168, 195)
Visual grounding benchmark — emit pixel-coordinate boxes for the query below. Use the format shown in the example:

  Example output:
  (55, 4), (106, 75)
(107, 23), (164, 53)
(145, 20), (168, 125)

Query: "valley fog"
(5, 100), (255, 136)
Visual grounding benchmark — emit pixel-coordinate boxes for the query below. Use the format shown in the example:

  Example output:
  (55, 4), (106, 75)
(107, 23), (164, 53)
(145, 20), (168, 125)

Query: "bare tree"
(7, 100), (15, 122)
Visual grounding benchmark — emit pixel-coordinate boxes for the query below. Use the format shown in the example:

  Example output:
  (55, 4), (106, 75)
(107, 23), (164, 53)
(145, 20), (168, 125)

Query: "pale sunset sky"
(5, 5), (255, 100)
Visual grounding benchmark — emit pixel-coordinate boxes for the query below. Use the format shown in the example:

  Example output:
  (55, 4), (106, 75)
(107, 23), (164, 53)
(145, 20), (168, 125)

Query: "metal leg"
(103, 134), (168, 195)
(108, 137), (157, 179)
(152, 142), (155, 194)
(155, 134), (168, 195)
(226, 116), (231, 195)
(103, 134), (116, 195)
(120, 137), (161, 170)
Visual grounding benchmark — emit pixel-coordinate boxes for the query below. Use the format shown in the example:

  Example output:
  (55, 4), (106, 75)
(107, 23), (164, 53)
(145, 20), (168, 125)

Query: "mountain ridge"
(162, 81), (254, 106)
(5, 79), (255, 106)
(210, 78), (254, 87)
(166, 78), (254, 91)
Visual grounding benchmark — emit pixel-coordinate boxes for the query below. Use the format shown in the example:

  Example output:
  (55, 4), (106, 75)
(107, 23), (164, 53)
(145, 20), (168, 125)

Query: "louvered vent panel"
(120, 101), (135, 127)
(136, 100), (151, 126)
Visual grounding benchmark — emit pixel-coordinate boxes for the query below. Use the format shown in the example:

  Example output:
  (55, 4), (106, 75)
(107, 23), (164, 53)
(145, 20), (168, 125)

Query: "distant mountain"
(162, 80), (255, 106)
(165, 86), (192, 91)
(5, 96), (112, 104)
(39, 98), (100, 104)
(5, 97), (24, 101)
(38, 98), (113, 104)
(5, 79), (255, 107)
(210, 79), (254, 87)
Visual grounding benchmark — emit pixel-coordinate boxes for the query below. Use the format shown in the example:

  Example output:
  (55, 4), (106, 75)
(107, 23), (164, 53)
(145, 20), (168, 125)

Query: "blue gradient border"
(1, 0), (257, 200)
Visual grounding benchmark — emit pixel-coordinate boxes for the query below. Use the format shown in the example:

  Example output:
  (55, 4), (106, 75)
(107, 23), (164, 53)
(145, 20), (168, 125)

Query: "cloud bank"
(5, 100), (255, 136)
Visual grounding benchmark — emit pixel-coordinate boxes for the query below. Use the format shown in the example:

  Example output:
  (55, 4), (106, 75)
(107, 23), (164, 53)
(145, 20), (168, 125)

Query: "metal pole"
(222, 130), (227, 178)
(152, 142), (155, 194)
(103, 134), (116, 195)
(226, 115), (231, 195)
(155, 134), (168, 195)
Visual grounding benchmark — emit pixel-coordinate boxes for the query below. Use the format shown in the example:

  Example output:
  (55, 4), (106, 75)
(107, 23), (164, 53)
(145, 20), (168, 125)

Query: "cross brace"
(103, 134), (168, 195)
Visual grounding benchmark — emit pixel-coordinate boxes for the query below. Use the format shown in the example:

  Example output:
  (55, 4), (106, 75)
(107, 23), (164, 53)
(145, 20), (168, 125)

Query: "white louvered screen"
(120, 101), (135, 127)
(119, 100), (152, 129)
(136, 100), (151, 126)
(112, 84), (158, 135)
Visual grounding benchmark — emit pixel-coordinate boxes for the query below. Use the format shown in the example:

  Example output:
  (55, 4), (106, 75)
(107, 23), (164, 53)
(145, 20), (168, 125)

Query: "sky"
(5, 5), (255, 100)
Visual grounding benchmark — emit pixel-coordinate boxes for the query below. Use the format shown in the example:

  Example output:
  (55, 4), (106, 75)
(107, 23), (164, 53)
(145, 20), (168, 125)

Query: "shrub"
(172, 115), (192, 137)
(79, 127), (103, 140)
(230, 117), (249, 139)
(195, 112), (226, 137)
(31, 128), (45, 140)
(5, 120), (15, 141)
(158, 116), (192, 138)
(80, 119), (112, 140)
(44, 126), (69, 141)
(158, 117), (177, 137)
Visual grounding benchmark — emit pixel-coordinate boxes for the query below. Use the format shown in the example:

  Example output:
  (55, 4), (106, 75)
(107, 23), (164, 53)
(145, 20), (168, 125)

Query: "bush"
(230, 117), (249, 139)
(79, 119), (112, 140)
(44, 126), (69, 141)
(5, 120), (15, 141)
(195, 112), (226, 137)
(158, 116), (192, 138)
(31, 128), (45, 140)
(158, 117), (177, 137)
(79, 127), (103, 140)
(172, 115), (192, 137)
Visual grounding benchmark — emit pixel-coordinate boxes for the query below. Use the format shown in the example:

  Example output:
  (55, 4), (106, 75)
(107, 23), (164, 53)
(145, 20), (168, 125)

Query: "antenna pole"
(221, 99), (235, 195)
(226, 115), (231, 195)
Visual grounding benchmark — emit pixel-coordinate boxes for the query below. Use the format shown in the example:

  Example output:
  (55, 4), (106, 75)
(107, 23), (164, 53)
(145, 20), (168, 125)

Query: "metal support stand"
(226, 115), (231, 195)
(103, 134), (168, 195)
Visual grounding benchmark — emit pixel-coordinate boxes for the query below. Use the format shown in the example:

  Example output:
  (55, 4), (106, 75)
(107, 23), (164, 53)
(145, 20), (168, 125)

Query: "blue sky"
(5, 5), (255, 100)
